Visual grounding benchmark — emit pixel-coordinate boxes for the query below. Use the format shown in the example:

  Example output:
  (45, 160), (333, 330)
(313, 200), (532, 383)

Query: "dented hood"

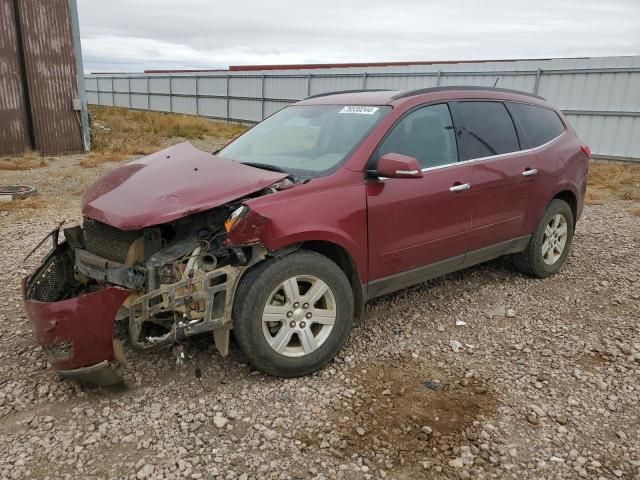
(81, 142), (287, 230)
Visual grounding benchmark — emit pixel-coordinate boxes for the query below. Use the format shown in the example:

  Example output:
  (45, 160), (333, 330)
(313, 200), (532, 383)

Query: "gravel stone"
(1, 158), (639, 479)
(213, 416), (229, 429)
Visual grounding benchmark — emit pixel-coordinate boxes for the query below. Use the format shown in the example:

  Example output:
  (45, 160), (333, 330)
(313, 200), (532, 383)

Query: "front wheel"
(233, 250), (354, 377)
(514, 199), (574, 278)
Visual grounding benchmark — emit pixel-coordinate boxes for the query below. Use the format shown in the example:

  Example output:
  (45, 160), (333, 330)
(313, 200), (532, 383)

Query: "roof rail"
(391, 86), (545, 101)
(305, 89), (391, 100)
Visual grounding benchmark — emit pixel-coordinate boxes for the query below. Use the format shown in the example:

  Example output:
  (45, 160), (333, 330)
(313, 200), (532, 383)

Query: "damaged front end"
(23, 186), (283, 386)
(23, 238), (131, 386)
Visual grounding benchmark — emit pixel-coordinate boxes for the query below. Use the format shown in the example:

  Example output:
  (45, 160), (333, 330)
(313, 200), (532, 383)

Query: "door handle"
(449, 183), (471, 192)
(522, 168), (538, 177)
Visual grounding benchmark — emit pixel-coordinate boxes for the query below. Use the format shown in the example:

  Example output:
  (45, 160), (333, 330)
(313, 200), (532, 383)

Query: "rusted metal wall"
(16, 0), (82, 154)
(0, 0), (30, 155)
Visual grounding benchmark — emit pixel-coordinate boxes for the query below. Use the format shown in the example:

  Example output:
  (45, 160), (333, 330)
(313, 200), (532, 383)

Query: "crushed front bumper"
(22, 224), (263, 385)
(23, 252), (132, 386)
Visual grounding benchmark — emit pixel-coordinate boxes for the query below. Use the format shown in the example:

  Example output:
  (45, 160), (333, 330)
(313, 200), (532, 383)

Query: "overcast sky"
(77, 0), (640, 73)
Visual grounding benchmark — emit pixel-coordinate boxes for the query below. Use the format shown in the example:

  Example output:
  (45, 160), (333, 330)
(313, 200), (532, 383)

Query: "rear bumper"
(23, 280), (131, 385)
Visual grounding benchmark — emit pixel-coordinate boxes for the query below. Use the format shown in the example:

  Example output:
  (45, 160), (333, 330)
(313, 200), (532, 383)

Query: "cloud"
(77, 0), (640, 72)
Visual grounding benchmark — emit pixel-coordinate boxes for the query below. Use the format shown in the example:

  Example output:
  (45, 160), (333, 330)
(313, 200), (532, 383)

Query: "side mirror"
(371, 153), (423, 179)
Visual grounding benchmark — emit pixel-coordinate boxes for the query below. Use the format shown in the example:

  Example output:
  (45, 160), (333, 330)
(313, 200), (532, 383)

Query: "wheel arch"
(552, 189), (578, 226)
(299, 240), (365, 322)
(235, 240), (365, 324)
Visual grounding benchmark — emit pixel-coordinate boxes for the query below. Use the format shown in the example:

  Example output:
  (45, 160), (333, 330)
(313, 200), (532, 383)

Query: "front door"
(366, 103), (474, 287)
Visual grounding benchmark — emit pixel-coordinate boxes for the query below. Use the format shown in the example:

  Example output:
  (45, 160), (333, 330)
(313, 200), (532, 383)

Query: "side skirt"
(365, 235), (531, 300)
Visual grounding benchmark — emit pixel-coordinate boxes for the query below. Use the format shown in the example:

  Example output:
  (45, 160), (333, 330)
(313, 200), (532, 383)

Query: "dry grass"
(587, 161), (640, 216)
(2, 108), (245, 172)
(89, 106), (247, 156)
(588, 161), (640, 192)
(79, 152), (127, 168)
(0, 197), (47, 212)
(588, 161), (640, 205)
(0, 152), (51, 171)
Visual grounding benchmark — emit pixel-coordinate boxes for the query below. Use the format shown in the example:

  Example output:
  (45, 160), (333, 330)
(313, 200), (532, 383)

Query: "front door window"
(376, 103), (458, 169)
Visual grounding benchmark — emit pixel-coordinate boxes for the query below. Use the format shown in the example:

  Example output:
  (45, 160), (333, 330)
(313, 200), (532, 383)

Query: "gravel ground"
(1, 151), (639, 480)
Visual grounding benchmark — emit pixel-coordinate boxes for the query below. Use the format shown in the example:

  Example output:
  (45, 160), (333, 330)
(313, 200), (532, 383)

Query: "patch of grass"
(588, 161), (640, 203)
(584, 190), (604, 205)
(0, 197), (47, 212)
(588, 161), (640, 193)
(79, 152), (127, 168)
(55, 169), (77, 178)
(89, 106), (248, 155)
(0, 152), (50, 171)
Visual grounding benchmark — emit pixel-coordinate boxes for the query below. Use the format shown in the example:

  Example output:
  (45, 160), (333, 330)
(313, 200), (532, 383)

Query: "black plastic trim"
(365, 235), (531, 300)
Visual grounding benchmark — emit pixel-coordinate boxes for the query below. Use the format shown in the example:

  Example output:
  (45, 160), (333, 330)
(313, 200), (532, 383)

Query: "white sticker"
(339, 106), (380, 115)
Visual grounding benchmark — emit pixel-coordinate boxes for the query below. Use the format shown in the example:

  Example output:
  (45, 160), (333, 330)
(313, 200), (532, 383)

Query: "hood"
(81, 142), (287, 230)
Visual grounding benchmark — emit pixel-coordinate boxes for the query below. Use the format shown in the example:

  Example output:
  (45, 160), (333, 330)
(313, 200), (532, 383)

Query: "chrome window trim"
(420, 130), (567, 173)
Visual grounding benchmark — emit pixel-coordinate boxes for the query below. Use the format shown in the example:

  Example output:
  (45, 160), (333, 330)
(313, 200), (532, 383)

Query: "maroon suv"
(23, 87), (590, 385)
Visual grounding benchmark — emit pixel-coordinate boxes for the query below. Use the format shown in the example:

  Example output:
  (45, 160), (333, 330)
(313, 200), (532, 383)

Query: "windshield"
(218, 105), (390, 177)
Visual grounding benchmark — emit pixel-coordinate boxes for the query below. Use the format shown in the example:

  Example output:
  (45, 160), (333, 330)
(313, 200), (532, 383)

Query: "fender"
(547, 181), (580, 205)
(528, 182), (581, 233)
(227, 180), (369, 283)
(262, 227), (365, 281)
(228, 213), (368, 283)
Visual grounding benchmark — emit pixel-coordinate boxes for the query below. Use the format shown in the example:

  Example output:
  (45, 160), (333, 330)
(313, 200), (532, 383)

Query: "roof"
(297, 90), (401, 105)
(143, 68), (228, 74)
(298, 86), (547, 106)
(227, 57), (554, 71)
(390, 86), (545, 101)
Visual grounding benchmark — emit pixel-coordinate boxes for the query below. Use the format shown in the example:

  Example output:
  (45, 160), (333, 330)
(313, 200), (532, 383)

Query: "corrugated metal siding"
(17, 0), (82, 154)
(86, 55), (640, 160)
(0, 0), (30, 154)
(198, 76), (227, 96)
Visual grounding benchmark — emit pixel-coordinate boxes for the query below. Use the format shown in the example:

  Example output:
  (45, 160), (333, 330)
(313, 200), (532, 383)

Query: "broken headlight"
(224, 205), (249, 232)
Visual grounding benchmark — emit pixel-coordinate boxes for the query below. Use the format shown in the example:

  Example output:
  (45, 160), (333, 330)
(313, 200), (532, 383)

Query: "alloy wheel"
(542, 213), (568, 265)
(262, 275), (337, 357)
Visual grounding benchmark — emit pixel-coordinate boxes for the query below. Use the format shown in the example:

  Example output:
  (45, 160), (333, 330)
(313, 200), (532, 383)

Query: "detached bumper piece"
(23, 242), (131, 386)
(56, 361), (125, 387)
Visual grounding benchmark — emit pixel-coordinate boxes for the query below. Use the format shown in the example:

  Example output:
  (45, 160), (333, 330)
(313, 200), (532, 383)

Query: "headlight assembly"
(224, 205), (249, 232)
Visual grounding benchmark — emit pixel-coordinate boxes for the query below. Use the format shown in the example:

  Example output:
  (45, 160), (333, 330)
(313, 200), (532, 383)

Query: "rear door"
(450, 101), (538, 252)
(366, 103), (474, 283)
(506, 102), (569, 231)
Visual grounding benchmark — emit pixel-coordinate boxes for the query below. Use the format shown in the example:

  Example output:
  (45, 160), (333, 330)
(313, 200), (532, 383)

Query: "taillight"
(581, 145), (591, 158)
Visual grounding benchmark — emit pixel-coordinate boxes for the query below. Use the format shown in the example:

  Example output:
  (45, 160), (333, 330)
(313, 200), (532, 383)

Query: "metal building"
(86, 56), (640, 161)
(0, 0), (89, 156)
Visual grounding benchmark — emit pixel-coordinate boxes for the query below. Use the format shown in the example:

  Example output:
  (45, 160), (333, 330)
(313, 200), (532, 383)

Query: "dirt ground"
(0, 145), (639, 480)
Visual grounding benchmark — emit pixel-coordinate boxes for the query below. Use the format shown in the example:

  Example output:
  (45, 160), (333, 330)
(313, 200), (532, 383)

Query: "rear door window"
(506, 102), (566, 148)
(376, 103), (458, 169)
(453, 101), (520, 160)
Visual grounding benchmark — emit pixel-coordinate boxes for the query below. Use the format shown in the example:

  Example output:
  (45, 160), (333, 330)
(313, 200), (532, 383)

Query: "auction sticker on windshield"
(339, 106), (380, 114)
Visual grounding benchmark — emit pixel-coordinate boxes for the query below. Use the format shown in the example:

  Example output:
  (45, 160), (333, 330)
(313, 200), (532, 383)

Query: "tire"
(514, 199), (574, 278)
(233, 250), (354, 377)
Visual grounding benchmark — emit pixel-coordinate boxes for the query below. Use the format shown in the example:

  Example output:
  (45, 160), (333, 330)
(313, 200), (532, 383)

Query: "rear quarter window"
(506, 102), (566, 148)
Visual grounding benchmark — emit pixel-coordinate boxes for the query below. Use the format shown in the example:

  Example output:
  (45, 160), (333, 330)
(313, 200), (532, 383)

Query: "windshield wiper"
(238, 162), (305, 182)
(242, 162), (291, 175)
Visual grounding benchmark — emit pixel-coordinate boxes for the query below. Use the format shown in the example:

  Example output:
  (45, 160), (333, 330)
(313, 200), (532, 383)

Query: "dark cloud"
(77, 0), (640, 72)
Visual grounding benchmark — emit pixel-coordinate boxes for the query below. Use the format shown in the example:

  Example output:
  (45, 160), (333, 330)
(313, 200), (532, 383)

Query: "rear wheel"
(514, 199), (574, 278)
(233, 250), (354, 377)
